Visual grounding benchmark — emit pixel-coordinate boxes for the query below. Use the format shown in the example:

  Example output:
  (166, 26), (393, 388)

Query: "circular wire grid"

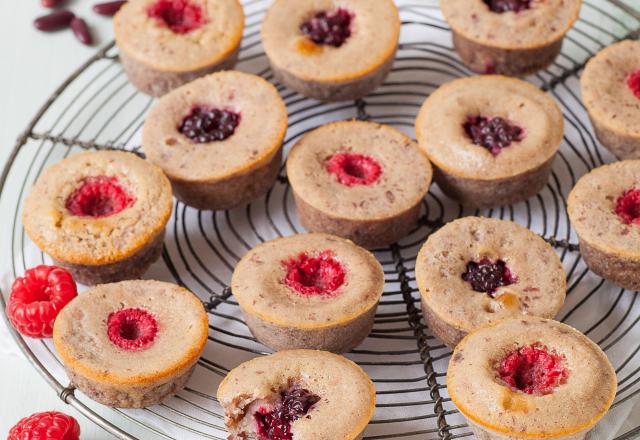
(2, 1), (640, 439)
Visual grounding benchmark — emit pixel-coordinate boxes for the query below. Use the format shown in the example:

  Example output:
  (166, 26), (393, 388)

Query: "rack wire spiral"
(1, 0), (640, 438)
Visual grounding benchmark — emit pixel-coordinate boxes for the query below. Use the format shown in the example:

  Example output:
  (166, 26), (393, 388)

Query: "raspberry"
(107, 308), (159, 351)
(147, 0), (207, 34)
(498, 344), (568, 394)
(325, 153), (382, 187)
(7, 411), (80, 440)
(282, 251), (346, 296)
(6, 265), (77, 338)
(255, 388), (320, 440)
(628, 70), (640, 99)
(65, 176), (135, 218)
(462, 258), (516, 297)
(300, 8), (353, 48)
(616, 188), (640, 225)
(179, 106), (241, 143)
(464, 116), (524, 156)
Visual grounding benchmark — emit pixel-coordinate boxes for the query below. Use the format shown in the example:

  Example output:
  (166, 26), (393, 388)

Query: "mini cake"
(416, 217), (566, 347)
(568, 160), (640, 290)
(143, 71), (288, 211)
(53, 280), (208, 408)
(231, 233), (384, 353)
(287, 121), (432, 248)
(22, 151), (173, 286)
(447, 317), (616, 440)
(441, 0), (582, 76)
(416, 76), (563, 208)
(581, 40), (640, 159)
(217, 350), (375, 439)
(114, 0), (244, 96)
(261, 0), (400, 101)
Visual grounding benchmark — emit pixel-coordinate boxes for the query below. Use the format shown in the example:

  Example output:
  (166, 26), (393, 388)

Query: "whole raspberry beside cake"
(53, 280), (208, 408)
(143, 71), (288, 211)
(7, 411), (80, 440)
(217, 350), (375, 440)
(287, 120), (432, 248)
(448, 317), (616, 440)
(261, 0), (400, 101)
(568, 160), (640, 290)
(231, 233), (384, 353)
(416, 217), (566, 347)
(441, 0), (582, 76)
(22, 151), (173, 286)
(114, 0), (244, 96)
(416, 75), (563, 208)
(581, 40), (640, 159)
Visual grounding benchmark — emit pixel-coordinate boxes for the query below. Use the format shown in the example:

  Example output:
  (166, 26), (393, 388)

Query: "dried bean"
(71, 17), (93, 45)
(93, 1), (127, 16)
(41, 0), (62, 8)
(34, 10), (74, 32)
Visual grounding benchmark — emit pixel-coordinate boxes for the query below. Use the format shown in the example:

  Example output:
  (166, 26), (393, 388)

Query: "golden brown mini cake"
(217, 350), (375, 440)
(441, 0), (582, 76)
(416, 75), (563, 208)
(287, 120), (432, 249)
(581, 40), (640, 159)
(114, 0), (244, 96)
(261, 0), (400, 101)
(416, 217), (566, 347)
(22, 151), (173, 286)
(143, 71), (288, 211)
(231, 233), (384, 353)
(53, 280), (208, 408)
(568, 160), (640, 290)
(448, 317), (616, 440)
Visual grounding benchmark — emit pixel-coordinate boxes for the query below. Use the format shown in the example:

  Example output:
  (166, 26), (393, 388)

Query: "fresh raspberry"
(283, 251), (346, 296)
(626, 70), (640, 99)
(616, 188), (640, 225)
(255, 388), (320, 440)
(147, 0), (207, 34)
(498, 344), (568, 394)
(65, 176), (135, 218)
(462, 258), (516, 297)
(7, 411), (80, 440)
(326, 153), (382, 187)
(107, 308), (159, 351)
(300, 8), (353, 48)
(6, 265), (77, 338)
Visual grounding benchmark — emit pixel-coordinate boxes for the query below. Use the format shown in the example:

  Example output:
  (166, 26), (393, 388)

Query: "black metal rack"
(1, 1), (640, 439)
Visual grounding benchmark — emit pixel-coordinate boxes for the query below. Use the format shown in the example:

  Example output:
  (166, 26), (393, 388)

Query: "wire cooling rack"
(2, 1), (640, 439)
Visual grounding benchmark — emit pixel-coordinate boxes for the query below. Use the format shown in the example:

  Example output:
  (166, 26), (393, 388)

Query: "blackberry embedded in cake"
(114, 0), (244, 96)
(581, 40), (640, 159)
(231, 233), (384, 353)
(143, 71), (288, 211)
(22, 151), (173, 285)
(53, 280), (208, 408)
(287, 120), (432, 248)
(447, 317), (616, 440)
(416, 217), (566, 347)
(416, 75), (563, 208)
(217, 350), (376, 440)
(441, 0), (582, 76)
(568, 160), (640, 290)
(261, 0), (400, 101)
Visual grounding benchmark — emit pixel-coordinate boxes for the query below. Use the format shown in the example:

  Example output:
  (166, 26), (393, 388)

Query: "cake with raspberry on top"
(232, 233), (384, 353)
(261, 0), (400, 101)
(53, 280), (208, 408)
(114, 0), (244, 96)
(22, 151), (173, 286)
(287, 120), (432, 248)
(416, 217), (566, 347)
(217, 350), (376, 440)
(447, 317), (616, 440)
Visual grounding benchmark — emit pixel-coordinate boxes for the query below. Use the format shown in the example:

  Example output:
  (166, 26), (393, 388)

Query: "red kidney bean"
(71, 17), (93, 45)
(93, 1), (127, 16)
(41, 0), (62, 7)
(34, 10), (75, 32)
